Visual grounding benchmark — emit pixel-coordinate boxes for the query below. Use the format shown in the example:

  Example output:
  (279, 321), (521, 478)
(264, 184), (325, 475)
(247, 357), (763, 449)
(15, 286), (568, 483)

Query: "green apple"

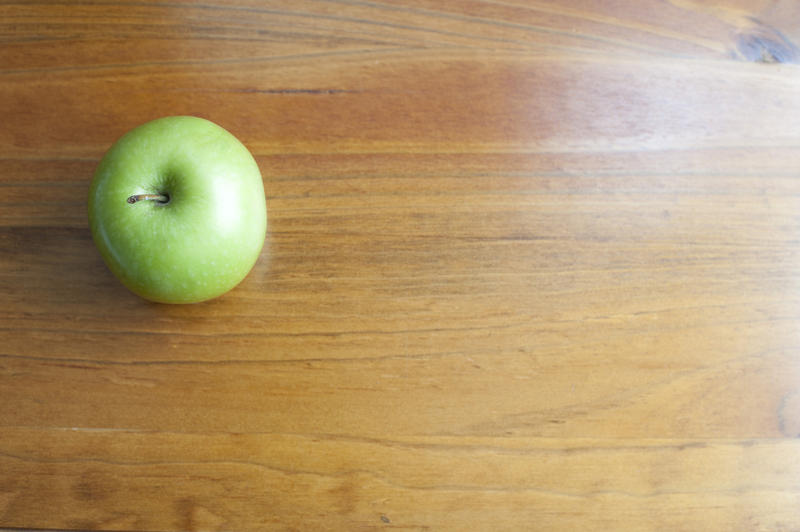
(88, 116), (267, 303)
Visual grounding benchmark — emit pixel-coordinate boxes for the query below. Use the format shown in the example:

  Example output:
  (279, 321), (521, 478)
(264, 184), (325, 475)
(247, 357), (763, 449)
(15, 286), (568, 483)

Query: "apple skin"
(88, 116), (267, 304)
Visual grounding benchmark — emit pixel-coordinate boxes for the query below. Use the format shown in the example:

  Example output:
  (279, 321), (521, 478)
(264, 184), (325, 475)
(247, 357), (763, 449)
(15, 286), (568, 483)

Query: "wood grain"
(2, 1), (800, 530)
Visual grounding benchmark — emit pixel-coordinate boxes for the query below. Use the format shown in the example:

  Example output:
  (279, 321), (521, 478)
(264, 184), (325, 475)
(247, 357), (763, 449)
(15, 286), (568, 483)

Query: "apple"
(88, 116), (267, 303)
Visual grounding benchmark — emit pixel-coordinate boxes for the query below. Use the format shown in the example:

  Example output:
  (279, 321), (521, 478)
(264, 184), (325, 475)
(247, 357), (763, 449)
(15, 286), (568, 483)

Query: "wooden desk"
(2, 1), (800, 530)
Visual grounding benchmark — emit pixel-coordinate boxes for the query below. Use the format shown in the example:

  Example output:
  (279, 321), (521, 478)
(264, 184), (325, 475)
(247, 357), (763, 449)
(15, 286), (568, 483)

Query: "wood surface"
(2, 1), (800, 530)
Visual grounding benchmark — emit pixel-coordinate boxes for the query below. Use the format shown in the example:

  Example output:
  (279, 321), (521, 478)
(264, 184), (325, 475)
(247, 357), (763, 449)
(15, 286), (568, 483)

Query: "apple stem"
(127, 193), (169, 204)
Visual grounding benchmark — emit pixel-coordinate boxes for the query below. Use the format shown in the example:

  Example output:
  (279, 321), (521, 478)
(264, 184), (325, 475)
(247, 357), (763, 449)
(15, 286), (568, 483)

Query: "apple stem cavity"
(127, 193), (170, 205)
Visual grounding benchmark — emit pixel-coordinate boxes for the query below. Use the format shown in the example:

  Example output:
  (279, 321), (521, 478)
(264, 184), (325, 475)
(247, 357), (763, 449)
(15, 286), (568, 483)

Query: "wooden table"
(2, 1), (800, 530)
